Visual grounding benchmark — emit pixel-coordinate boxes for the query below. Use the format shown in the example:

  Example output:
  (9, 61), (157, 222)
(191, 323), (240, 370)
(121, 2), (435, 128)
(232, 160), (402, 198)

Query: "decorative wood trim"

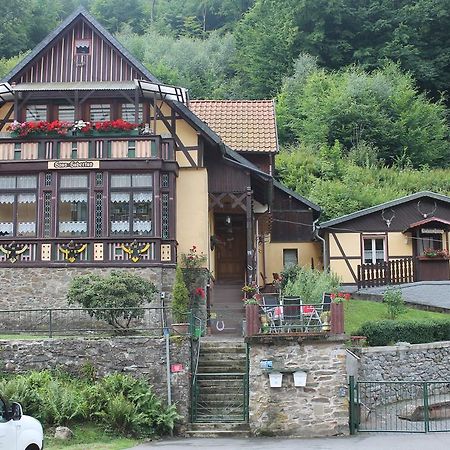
(153, 101), (197, 168)
(0, 104), (14, 130)
(331, 232), (358, 283)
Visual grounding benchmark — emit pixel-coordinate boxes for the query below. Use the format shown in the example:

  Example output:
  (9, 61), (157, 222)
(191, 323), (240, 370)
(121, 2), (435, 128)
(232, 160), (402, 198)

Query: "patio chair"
(261, 293), (282, 333)
(302, 302), (323, 332)
(282, 297), (303, 332)
(322, 293), (332, 312)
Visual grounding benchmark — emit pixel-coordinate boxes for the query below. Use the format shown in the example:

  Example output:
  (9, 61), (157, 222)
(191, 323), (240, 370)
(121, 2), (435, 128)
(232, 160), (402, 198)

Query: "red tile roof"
(189, 100), (278, 153)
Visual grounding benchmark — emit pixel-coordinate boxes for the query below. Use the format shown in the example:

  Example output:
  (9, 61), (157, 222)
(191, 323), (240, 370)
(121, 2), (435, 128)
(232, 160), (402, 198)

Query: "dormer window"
(74, 39), (91, 55)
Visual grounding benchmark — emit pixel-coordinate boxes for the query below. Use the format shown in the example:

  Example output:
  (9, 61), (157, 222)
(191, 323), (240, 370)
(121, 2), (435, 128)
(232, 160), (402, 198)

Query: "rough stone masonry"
(247, 335), (349, 437)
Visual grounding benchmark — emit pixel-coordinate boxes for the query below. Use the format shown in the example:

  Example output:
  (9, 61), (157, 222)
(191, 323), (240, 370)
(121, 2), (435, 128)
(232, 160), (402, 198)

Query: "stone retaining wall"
(0, 336), (190, 425)
(0, 266), (176, 310)
(247, 336), (349, 437)
(353, 341), (450, 408)
(356, 340), (450, 381)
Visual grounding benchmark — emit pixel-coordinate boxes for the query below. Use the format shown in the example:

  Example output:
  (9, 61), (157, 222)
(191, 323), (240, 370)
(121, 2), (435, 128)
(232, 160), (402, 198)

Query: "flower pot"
(171, 323), (189, 335)
(245, 304), (261, 336)
(330, 302), (344, 334)
(268, 372), (283, 388)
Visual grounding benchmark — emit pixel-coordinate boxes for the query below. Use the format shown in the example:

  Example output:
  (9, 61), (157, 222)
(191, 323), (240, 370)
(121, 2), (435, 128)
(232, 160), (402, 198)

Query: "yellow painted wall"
(176, 149), (199, 167)
(329, 232), (362, 258)
(0, 103), (13, 132)
(176, 168), (209, 267)
(263, 241), (322, 284)
(388, 232), (413, 256)
(329, 259), (360, 284)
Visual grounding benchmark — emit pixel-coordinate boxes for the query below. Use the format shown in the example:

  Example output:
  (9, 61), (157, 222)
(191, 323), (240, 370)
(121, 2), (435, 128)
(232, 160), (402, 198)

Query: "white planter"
(293, 371), (307, 387)
(268, 372), (283, 388)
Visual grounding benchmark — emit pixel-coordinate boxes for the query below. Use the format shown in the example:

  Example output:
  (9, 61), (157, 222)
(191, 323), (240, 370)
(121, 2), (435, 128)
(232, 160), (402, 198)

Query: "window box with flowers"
(419, 248), (450, 260)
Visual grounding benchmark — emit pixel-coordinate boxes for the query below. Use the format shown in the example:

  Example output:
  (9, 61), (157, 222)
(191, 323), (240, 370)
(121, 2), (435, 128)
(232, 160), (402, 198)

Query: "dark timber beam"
(246, 187), (254, 284)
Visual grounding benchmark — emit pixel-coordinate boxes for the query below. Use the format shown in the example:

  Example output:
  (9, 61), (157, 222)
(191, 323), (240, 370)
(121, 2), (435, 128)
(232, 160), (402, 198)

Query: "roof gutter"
(314, 220), (328, 271)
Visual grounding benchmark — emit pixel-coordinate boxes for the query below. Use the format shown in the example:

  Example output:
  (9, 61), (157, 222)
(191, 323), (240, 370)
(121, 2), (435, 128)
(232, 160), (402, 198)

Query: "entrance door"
(215, 214), (246, 283)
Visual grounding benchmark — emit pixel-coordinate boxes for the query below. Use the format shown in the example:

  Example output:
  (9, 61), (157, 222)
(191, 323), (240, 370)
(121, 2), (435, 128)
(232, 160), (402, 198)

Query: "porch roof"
(403, 217), (450, 233)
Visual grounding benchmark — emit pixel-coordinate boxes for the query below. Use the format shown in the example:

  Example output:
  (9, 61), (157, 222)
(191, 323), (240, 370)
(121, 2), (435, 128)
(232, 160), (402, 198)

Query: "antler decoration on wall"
(381, 209), (396, 228)
(417, 200), (437, 219)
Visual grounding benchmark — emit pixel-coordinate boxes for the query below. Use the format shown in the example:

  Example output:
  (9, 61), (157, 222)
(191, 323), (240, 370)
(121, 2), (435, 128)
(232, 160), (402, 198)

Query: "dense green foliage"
(356, 319), (450, 346)
(277, 61), (449, 167)
(117, 27), (238, 99)
(282, 266), (341, 304)
(0, 370), (179, 437)
(276, 144), (450, 220)
(235, 0), (450, 99)
(67, 271), (157, 330)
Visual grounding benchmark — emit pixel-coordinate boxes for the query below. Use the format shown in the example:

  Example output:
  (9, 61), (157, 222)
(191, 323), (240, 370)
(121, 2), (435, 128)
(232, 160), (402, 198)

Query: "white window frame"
(362, 235), (387, 264)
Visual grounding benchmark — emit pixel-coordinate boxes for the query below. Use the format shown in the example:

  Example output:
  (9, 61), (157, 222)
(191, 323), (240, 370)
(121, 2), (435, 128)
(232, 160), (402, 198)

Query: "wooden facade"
(0, 8), (321, 289)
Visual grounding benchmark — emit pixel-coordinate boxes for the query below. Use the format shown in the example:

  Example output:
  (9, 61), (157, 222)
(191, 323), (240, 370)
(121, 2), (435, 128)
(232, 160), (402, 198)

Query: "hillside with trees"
(0, 0), (449, 219)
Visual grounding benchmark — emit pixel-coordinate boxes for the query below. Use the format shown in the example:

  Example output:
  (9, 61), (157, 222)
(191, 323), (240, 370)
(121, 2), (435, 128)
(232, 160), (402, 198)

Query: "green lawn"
(344, 299), (447, 335)
(45, 424), (139, 450)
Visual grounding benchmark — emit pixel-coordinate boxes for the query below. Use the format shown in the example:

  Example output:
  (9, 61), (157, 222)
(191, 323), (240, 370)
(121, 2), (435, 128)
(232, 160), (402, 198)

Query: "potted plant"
(171, 265), (190, 334)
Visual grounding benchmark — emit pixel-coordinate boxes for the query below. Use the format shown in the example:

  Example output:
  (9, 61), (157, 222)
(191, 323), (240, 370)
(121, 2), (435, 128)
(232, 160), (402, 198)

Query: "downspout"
(313, 218), (328, 271)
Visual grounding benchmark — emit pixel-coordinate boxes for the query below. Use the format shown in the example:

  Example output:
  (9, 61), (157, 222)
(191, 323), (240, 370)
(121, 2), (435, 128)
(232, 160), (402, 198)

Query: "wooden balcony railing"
(0, 237), (176, 266)
(357, 257), (415, 289)
(0, 134), (175, 161)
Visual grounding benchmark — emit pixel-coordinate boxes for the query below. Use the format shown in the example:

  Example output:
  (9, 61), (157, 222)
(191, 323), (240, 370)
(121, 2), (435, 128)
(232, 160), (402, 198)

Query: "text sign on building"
(421, 228), (444, 234)
(48, 160), (100, 170)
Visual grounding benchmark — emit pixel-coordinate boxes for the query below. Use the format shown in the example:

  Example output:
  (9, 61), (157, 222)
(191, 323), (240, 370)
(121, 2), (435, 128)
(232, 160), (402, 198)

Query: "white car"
(0, 395), (43, 450)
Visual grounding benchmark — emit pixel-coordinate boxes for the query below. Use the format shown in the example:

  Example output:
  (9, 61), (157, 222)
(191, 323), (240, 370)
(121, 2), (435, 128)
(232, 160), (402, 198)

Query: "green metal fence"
(349, 377), (450, 433)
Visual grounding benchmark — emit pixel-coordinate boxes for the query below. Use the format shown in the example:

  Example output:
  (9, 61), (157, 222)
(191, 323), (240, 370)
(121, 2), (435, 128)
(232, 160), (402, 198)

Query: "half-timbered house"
(0, 8), (321, 312)
(319, 192), (450, 288)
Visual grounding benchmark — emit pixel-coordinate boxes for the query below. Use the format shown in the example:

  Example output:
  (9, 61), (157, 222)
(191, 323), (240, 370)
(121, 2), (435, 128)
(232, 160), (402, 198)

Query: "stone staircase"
(187, 339), (250, 437)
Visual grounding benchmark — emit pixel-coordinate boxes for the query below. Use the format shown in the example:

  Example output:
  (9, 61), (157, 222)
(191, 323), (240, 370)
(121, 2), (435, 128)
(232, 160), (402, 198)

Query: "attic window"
(74, 39), (91, 55)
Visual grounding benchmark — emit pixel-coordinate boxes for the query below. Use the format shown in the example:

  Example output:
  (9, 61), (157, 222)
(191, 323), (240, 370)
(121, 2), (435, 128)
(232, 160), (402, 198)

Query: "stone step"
(193, 415), (247, 423)
(197, 366), (246, 374)
(185, 429), (250, 438)
(188, 422), (249, 431)
(199, 346), (246, 355)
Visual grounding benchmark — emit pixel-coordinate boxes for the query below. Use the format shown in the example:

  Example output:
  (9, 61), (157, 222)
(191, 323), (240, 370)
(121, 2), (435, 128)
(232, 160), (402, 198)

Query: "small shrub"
(282, 266), (341, 304)
(171, 265), (190, 323)
(356, 319), (450, 346)
(67, 271), (157, 331)
(383, 288), (407, 319)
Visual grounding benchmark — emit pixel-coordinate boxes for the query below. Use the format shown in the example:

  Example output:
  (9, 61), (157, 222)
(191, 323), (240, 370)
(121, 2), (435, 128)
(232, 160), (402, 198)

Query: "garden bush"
(67, 271), (157, 331)
(0, 370), (179, 437)
(282, 266), (341, 304)
(355, 319), (450, 346)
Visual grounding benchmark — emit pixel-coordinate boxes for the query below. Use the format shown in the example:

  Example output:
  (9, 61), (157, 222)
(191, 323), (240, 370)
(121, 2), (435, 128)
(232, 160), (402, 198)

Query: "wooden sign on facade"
(48, 160), (100, 169)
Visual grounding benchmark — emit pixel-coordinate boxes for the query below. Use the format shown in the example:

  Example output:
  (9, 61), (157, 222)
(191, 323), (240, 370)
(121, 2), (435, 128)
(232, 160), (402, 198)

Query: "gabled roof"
(319, 191), (450, 228)
(272, 180), (321, 214)
(189, 100), (278, 153)
(1, 7), (160, 84)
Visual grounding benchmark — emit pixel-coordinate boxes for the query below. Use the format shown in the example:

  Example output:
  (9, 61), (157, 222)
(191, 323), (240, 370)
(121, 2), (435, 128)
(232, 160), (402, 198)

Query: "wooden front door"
(215, 214), (246, 282)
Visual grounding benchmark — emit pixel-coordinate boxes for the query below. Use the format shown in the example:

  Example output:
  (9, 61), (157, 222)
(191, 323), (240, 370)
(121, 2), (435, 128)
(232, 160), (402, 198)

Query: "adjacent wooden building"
(319, 192), (450, 287)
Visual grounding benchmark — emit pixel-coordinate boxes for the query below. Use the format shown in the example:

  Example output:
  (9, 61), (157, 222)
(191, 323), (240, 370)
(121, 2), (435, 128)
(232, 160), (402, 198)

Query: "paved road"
(357, 281), (450, 311)
(128, 434), (450, 450)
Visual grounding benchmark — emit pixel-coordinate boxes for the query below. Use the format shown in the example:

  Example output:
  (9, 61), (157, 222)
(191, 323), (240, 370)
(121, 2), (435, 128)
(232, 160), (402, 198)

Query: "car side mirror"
(10, 402), (22, 421)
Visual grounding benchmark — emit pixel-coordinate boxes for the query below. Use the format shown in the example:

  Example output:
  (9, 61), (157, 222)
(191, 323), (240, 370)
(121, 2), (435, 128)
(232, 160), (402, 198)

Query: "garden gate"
(349, 377), (450, 433)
